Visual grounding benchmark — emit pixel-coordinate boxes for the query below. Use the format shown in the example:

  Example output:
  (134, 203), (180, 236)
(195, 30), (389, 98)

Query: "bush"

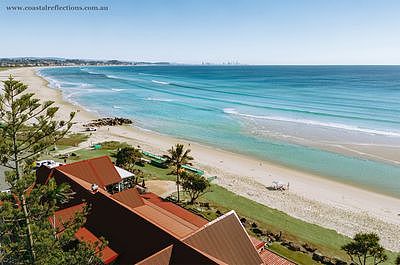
(56, 133), (88, 147)
(252, 228), (263, 235)
(99, 141), (129, 150)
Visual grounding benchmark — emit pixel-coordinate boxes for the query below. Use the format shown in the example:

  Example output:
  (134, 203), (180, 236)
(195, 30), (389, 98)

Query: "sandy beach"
(1, 67), (399, 251)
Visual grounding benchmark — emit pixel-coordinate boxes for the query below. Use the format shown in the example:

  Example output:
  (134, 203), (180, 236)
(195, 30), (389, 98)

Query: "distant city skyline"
(1, 0), (400, 65)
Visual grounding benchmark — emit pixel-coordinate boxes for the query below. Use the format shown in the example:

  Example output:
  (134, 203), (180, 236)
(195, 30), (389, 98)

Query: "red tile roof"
(50, 203), (86, 231)
(251, 236), (266, 251)
(250, 237), (296, 265)
(259, 249), (296, 265)
(57, 156), (121, 188)
(141, 192), (208, 228)
(51, 203), (119, 265)
(111, 188), (144, 209)
(183, 211), (263, 265)
(75, 227), (119, 264)
(133, 200), (200, 239)
(136, 245), (173, 265)
(39, 156), (297, 265)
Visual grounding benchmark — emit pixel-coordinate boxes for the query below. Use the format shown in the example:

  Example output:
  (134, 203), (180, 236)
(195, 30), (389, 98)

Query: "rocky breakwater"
(84, 117), (133, 127)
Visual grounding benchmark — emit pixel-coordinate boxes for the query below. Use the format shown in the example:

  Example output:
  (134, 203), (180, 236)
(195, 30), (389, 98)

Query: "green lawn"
(0, 67), (10, 71)
(187, 184), (398, 264)
(62, 140), (128, 162)
(56, 133), (89, 147)
(43, 143), (399, 264)
(138, 163), (175, 181)
(67, 148), (115, 162)
(195, 184), (350, 261)
(269, 243), (319, 265)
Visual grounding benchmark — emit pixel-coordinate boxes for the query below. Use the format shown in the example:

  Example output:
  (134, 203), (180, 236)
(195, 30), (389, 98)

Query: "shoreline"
(1, 67), (400, 251)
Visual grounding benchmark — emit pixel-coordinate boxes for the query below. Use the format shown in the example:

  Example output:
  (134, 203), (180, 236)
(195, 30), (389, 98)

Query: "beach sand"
(1, 67), (399, 251)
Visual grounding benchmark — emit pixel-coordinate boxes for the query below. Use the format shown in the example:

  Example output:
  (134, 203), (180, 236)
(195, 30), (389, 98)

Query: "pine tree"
(0, 75), (102, 264)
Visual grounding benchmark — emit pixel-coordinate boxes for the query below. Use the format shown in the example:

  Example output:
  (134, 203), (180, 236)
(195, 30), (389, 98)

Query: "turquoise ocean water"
(39, 66), (400, 198)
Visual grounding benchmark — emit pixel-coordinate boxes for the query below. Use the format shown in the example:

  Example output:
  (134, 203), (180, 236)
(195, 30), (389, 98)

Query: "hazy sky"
(1, 0), (400, 64)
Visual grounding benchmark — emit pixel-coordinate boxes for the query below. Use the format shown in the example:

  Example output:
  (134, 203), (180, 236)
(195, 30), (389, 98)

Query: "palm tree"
(163, 144), (193, 202)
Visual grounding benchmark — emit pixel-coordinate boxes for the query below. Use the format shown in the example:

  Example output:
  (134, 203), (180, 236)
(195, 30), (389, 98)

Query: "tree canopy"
(163, 143), (193, 202)
(115, 146), (142, 169)
(341, 233), (387, 265)
(0, 76), (102, 264)
(180, 171), (210, 204)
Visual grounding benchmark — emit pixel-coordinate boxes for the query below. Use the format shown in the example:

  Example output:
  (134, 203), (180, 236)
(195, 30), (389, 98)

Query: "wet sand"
(1, 67), (399, 251)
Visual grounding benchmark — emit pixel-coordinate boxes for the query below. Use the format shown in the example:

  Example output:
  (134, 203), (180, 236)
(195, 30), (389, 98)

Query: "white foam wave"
(78, 83), (91, 88)
(223, 108), (400, 137)
(81, 69), (118, 79)
(151, 80), (170, 85)
(80, 68), (99, 75)
(106, 75), (120, 79)
(113, 106), (122, 109)
(64, 91), (82, 100)
(145, 97), (175, 102)
(223, 108), (239, 115)
(138, 73), (166, 77)
(111, 88), (126, 92)
(42, 74), (91, 90)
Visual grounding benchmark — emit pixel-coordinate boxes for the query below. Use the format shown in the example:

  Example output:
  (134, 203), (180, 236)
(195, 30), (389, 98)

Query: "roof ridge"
(57, 155), (110, 168)
(136, 244), (173, 265)
(179, 242), (229, 265)
(204, 210), (236, 228)
(57, 168), (194, 242)
(141, 200), (199, 230)
(57, 156), (121, 188)
(182, 210), (237, 240)
(87, 160), (106, 188)
(182, 209), (264, 265)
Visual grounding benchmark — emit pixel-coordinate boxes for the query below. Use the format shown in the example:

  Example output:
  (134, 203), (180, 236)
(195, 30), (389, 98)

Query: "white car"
(36, 160), (55, 168)
(35, 160), (63, 168)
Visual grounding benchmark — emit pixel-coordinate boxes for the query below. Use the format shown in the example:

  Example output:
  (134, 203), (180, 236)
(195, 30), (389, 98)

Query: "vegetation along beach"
(1, 67), (399, 256)
(1, 1), (400, 263)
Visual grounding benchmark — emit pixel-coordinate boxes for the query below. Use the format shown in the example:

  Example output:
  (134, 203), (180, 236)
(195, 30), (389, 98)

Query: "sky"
(0, 0), (400, 65)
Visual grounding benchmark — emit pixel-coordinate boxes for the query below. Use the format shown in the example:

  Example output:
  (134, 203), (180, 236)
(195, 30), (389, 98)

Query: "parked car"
(35, 160), (64, 169)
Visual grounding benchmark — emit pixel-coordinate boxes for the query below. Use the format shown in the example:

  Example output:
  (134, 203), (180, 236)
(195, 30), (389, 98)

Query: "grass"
(60, 141), (129, 162)
(0, 67), (10, 71)
(67, 148), (115, 161)
(56, 133), (89, 147)
(43, 144), (399, 264)
(187, 185), (398, 264)
(194, 184), (351, 260)
(269, 243), (319, 265)
(138, 163), (175, 181)
(94, 141), (128, 150)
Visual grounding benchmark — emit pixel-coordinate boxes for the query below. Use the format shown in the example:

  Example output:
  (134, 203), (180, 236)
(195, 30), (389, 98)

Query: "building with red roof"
(37, 156), (295, 265)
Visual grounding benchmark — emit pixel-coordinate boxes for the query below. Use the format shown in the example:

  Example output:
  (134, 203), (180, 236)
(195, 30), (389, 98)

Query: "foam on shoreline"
(1, 67), (399, 251)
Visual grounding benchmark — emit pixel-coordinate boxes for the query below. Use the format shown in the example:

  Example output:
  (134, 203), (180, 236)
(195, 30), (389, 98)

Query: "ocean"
(38, 65), (400, 198)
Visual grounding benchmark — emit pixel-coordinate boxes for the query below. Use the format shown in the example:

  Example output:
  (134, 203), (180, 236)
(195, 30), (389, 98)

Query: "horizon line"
(1, 57), (400, 66)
